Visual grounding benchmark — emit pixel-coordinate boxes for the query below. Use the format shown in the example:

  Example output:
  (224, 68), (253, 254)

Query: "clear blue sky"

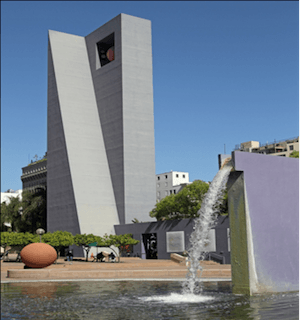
(1, 1), (299, 192)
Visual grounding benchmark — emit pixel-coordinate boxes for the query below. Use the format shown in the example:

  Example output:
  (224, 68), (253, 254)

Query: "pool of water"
(1, 281), (298, 319)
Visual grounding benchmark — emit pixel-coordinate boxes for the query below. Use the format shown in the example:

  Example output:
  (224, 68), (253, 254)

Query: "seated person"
(96, 252), (105, 262)
(90, 252), (96, 261)
(109, 252), (116, 262)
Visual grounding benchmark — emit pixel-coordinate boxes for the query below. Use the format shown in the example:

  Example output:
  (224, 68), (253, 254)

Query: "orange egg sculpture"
(20, 243), (57, 268)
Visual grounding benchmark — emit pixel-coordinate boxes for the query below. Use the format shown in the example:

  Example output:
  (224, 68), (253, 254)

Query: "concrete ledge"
(7, 268), (231, 280)
(170, 253), (186, 264)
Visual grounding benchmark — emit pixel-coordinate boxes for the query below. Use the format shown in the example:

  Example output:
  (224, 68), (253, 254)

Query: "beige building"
(236, 137), (299, 157)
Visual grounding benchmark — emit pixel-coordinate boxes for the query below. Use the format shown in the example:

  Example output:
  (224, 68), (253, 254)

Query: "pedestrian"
(67, 250), (73, 262)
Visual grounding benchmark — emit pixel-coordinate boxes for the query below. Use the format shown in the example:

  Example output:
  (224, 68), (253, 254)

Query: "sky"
(1, 1), (299, 192)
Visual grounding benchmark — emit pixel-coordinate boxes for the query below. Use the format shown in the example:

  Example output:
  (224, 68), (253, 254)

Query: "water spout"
(183, 159), (233, 294)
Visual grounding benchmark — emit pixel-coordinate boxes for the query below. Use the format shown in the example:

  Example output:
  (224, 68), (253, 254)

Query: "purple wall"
(233, 151), (299, 292)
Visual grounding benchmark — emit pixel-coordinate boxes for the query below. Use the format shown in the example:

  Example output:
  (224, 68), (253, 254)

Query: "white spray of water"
(141, 293), (214, 304)
(182, 161), (233, 295)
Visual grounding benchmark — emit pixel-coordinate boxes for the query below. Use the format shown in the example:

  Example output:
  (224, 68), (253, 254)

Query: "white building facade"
(1, 189), (22, 204)
(156, 171), (190, 201)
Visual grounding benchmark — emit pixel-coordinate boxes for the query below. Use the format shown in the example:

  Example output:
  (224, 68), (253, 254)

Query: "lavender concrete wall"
(230, 151), (299, 294)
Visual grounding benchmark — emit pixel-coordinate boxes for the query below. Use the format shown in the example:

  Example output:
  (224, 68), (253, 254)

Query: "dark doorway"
(142, 233), (157, 259)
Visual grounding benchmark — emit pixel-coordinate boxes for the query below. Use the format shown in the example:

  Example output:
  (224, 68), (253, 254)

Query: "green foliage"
(27, 158), (47, 166)
(1, 232), (13, 251)
(1, 196), (23, 232)
(0, 231), (139, 262)
(0, 231), (39, 253)
(73, 233), (98, 247)
(101, 234), (139, 262)
(20, 189), (47, 233)
(42, 231), (74, 247)
(289, 151), (299, 158)
(103, 233), (139, 247)
(73, 233), (139, 262)
(42, 231), (74, 257)
(73, 233), (100, 261)
(150, 180), (210, 220)
(1, 189), (46, 233)
(150, 194), (177, 221)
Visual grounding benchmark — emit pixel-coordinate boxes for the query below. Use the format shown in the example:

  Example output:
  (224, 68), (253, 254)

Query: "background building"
(156, 171), (190, 201)
(234, 137), (299, 157)
(115, 216), (231, 263)
(21, 154), (47, 192)
(1, 189), (22, 204)
(47, 14), (156, 238)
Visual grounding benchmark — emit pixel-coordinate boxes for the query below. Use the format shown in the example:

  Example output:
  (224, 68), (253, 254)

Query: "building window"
(289, 145), (294, 151)
(96, 33), (115, 69)
(165, 182), (168, 187)
(165, 175), (168, 179)
(157, 183), (160, 188)
(165, 191), (168, 196)
(176, 174), (179, 178)
(174, 190), (176, 194)
(157, 192), (160, 197)
(157, 176), (160, 181)
(183, 174), (185, 178)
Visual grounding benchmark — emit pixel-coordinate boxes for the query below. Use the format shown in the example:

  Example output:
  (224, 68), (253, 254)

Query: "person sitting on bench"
(96, 252), (105, 262)
(109, 252), (116, 262)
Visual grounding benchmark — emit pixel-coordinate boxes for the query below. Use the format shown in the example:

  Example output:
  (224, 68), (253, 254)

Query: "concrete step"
(7, 268), (231, 280)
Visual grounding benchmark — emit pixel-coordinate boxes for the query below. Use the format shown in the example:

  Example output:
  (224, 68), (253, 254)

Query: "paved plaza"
(1, 257), (231, 283)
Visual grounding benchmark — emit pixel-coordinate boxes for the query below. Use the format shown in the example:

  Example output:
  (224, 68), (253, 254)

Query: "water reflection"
(1, 281), (298, 320)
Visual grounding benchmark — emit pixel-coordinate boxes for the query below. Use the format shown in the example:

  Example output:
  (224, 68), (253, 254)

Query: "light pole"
(36, 228), (45, 243)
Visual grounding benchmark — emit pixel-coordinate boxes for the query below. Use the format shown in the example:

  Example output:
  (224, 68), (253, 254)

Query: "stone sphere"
(20, 243), (57, 268)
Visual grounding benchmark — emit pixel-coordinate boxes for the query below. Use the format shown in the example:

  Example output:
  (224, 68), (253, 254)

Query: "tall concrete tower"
(47, 14), (156, 237)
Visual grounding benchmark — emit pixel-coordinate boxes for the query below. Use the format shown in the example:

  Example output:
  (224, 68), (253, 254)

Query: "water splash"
(141, 292), (214, 304)
(182, 160), (233, 294)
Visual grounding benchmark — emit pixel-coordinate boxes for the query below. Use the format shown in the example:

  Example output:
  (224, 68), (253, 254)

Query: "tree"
(1, 190), (47, 233)
(101, 234), (139, 262)
(73, 233), (98, 261)
(289, 151), (299, 158)
(71, 233), (139, 262)
(0, 232), (39, 254)
(20, 189), (47, 233)
(1, 232), (13, 253)
(1, 196), (23, 232)
(149, 194), (177, 221)
(149, 180), (210, 221)
(42, 231), (74, 258)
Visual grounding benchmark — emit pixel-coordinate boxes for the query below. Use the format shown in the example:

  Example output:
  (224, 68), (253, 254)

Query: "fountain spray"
(183, 159), (233, 294)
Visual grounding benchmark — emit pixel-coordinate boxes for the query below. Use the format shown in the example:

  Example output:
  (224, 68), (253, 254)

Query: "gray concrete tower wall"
(85, 14), (156, 224)
(47, 14), (156, 236)
(47, 30), (119, 236)
(121, 14), (156, 224)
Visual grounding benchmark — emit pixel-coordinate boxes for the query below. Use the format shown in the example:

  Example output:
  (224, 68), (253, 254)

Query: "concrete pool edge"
(1, 277), (232, 284)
